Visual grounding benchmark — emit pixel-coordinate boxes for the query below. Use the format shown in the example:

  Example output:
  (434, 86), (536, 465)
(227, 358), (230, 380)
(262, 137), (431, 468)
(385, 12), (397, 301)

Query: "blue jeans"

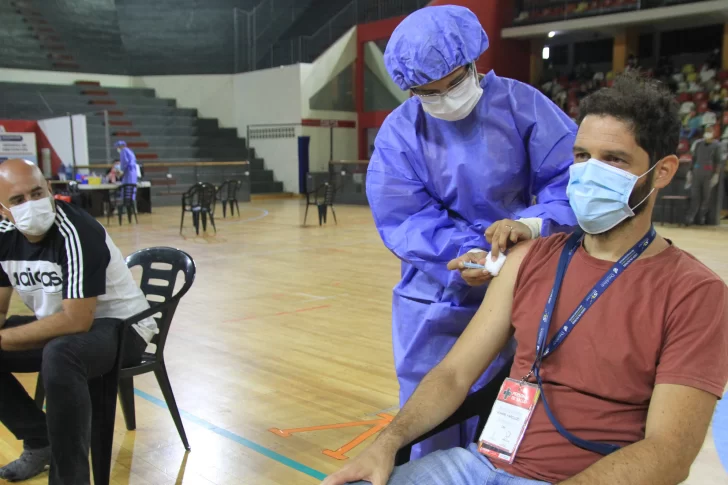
(348, 444), (550, 485)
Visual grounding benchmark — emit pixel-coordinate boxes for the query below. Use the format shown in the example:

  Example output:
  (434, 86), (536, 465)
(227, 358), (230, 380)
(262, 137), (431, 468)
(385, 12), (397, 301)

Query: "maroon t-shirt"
(497, 233), (728, 483)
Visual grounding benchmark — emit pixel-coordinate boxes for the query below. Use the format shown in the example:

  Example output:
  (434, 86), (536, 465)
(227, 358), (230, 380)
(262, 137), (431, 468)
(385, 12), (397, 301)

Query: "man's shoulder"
(510, 233), (572, 285)
(0, 219), (18, 258)
(0, 219), (16, 237)
(670, 246), (726, 290)
(525, 233), (571, 258)
(54, 201), (104, 236)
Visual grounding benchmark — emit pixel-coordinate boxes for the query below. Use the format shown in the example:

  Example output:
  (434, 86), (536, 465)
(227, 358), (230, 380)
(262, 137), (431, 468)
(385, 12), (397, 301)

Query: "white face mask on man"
(3, 196), (56, 237)
(418, 67), (483, 122)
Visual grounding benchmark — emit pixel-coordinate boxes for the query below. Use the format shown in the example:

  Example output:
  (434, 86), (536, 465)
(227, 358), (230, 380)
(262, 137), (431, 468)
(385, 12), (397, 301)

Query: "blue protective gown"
(119, 146), (138, 199)
(367, 71), (577, 458)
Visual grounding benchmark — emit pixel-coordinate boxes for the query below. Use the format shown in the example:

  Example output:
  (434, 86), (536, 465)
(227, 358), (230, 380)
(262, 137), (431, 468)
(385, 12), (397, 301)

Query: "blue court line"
(133, 388), (327, 481)
(240, 208), (269, 223)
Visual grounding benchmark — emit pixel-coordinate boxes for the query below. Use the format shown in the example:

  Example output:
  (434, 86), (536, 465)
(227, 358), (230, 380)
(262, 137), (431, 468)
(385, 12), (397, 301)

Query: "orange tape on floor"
(269, 413), (393, 461)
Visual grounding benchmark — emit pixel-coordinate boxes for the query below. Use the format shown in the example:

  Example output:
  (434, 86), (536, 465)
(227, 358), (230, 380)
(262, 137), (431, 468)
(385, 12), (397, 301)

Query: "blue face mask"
(566, 158), (656, 235)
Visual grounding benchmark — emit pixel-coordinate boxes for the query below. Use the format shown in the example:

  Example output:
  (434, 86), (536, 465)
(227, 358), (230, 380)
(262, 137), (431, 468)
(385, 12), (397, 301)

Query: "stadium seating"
(513, 0), (703, 26)
(1, 0), (424, 75)
(540, 58), (726, 223)
(0, 81), (284, 203)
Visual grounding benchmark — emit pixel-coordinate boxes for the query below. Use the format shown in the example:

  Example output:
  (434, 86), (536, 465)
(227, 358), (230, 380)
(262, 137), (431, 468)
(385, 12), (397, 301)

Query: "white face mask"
(419, 69), (483, 122)
(4, 197), (56, 237)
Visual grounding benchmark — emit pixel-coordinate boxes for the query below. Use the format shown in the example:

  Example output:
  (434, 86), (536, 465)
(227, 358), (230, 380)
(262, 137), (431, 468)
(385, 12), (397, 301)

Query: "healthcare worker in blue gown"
(367, 5), (577, 460)
(114, 140), (139, 199)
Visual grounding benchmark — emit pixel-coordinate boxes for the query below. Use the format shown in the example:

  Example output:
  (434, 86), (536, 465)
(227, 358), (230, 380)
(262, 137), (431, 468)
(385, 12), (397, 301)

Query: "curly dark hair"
(577, 73), (681, 166)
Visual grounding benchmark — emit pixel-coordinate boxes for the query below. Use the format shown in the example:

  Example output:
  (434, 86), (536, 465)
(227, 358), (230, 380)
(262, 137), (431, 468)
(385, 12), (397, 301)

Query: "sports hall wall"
(354, 0), (528, 158)
(0, 25), (361, 194)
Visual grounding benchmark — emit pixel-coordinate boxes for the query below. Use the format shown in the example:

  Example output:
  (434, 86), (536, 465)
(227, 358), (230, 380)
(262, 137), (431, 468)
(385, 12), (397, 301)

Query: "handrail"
(329, 160), (370, 165)
(74, 161), (250, 170)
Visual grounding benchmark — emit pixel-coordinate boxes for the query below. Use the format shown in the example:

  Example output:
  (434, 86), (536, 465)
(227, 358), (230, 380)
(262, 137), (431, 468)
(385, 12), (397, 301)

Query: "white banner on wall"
(0, 133), (38, 164)
(37, 115), (89, 171)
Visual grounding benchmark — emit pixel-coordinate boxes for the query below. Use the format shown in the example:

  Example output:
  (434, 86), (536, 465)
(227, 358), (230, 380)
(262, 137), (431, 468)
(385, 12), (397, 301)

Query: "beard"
(627, 171), (654, 218)
(594, 169), (655, 239)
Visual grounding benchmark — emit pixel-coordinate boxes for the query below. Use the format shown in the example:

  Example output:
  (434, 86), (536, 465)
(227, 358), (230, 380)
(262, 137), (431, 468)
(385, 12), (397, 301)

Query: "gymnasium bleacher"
(513, 0), (701, 25)
(0, 1), (58, 72)
(0, 80), (280, 204)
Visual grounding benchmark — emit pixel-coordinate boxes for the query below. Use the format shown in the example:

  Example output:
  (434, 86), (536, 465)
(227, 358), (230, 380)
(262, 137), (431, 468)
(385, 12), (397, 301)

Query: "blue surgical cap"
(384, 5), (489, 90)
(114, 141), (127, 148)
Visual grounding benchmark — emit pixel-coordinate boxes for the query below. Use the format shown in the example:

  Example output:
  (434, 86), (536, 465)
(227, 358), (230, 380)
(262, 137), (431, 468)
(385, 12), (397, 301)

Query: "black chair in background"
(35, 247), (196, 485)
(216, 180), (242, 218)
(304, 181), (338, 226)
(108, 183), (139, 226)
(393, 362), (512, 466)
(180, 182), (217, 235)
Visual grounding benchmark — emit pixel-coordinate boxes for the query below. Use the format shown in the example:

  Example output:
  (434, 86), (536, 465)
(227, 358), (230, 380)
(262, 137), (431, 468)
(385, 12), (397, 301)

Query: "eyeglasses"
(411, 64), (473, 100)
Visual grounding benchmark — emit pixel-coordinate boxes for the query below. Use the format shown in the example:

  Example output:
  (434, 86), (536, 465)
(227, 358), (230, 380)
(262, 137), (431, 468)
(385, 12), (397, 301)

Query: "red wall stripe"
(112, 131), (141, 137)
(0, 119), (63, 175)
(136, 153), (159, 160)
(301, 119), (356, 128)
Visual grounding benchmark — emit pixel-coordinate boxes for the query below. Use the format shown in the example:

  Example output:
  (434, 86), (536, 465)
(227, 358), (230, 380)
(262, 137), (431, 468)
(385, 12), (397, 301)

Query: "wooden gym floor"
(0, 200), (726, 484)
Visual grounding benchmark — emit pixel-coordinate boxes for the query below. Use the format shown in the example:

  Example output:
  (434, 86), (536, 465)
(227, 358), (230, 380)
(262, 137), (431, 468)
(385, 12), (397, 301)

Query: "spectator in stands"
(681, 109), (702, 140)
(369, 5), (577, 460)
(573, 63), (593, 83)
(541, 63), (557, 86)
(686, 127), (723, 225)
(324, 74), (728, 485)
(706, 48), (721, 71)
(625, 54), (640, 73)
(708, 89), (725, 112)
(0, 159), (157, 484)
(656, 55), (673, 79)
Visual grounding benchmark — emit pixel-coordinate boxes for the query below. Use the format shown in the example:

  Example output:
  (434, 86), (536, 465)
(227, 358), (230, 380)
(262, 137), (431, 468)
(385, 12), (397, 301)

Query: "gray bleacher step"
(2, 79), (279, 200)
(251, 181), (283, 194)
(249, 170), (274, 182)
(0, 83), (156, 97)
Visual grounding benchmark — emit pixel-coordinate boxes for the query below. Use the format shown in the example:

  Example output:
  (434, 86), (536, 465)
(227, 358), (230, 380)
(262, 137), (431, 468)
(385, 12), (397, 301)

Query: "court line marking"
(133, 388), (327, 481)
(238, 208), (270, 223)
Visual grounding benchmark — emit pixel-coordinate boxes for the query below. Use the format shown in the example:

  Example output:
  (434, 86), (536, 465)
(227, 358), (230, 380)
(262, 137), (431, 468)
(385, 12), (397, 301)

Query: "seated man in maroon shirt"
(323, 74), (728, 485)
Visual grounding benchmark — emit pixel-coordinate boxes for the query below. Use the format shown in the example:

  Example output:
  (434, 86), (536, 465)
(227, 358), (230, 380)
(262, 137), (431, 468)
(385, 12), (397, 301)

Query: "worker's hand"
(685, 171), (693, 190)
(710, 173), (719, 188)
(486, 219), (532, 259)
(321, 443), (395, 485)
(447, 251), (493, 286)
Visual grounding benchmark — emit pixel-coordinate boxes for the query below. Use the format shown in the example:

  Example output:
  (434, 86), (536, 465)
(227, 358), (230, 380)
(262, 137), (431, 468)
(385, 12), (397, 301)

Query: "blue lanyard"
(530, 226), (656, 456)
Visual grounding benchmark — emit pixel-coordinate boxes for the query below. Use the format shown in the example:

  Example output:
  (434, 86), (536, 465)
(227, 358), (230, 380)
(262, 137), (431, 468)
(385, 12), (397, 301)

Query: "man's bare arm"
(370, 240), (534, 454)
(321, 241), (535, 485)
(561, 383), (717, 485)
(0, 297), (97, 350)
(0, 286), (12, 329)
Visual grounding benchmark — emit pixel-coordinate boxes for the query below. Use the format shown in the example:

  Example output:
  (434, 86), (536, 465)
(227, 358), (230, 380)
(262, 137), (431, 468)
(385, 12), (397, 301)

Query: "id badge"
(477, 378), (540, 464)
